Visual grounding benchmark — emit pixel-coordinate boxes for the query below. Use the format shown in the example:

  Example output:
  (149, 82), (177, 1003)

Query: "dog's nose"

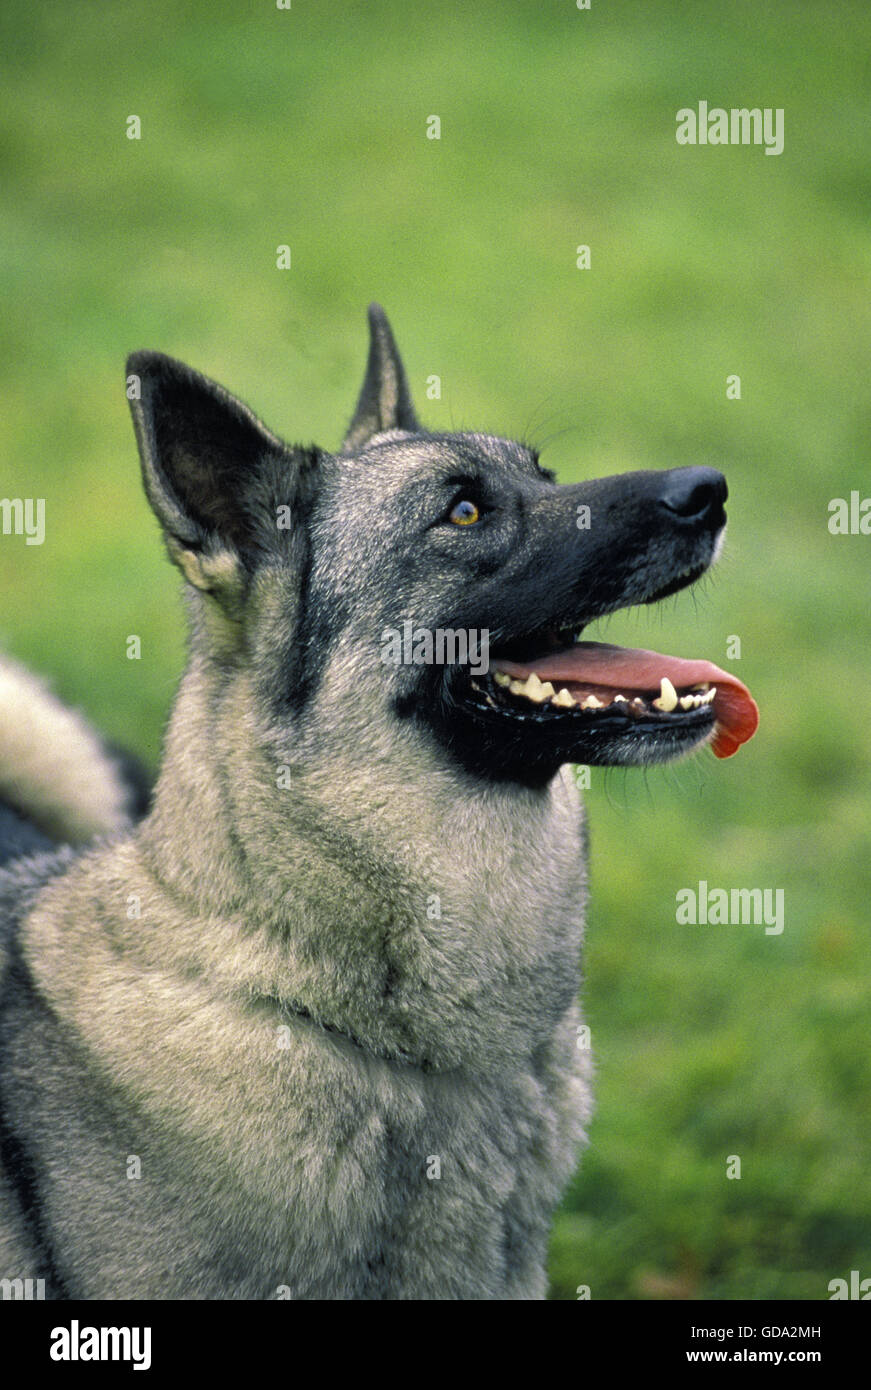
(658, 467), (727, 524)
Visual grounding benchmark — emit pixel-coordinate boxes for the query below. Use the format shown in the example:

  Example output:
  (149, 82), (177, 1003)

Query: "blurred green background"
(1, 0), (869, 1299)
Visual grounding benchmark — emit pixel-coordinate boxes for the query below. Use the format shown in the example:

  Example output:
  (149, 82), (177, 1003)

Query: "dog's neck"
(130, 660), (588, 1069)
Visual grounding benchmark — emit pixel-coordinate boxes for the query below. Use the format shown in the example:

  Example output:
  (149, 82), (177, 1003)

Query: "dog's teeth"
(509, 675), (536, 698)
(580, 694), (604, 710)
(613, 694), (628, 704)
(524, 672), (550, 703)
(700, 686), (716, 705)
(679, 695), (695, 710)
(652, 677), (678, 712)
(505, 672), (557, 703)
(632, 697), (645, 708)
(494, 671), (511, 688)
(551, 688), (577, 708)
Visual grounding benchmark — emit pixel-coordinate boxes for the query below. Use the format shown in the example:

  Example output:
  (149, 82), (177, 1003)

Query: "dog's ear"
(341, 303), (420, 453)
(126, 352), (315, 609)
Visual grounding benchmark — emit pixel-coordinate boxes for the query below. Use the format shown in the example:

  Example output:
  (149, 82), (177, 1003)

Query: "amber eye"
(449, 499), (481, 526)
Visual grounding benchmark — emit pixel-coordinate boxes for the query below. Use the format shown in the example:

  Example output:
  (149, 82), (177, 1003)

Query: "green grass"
(1, 0), (869, 1299)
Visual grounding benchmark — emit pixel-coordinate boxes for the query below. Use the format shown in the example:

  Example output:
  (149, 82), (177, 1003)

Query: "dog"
(0, 305), (757, 1299)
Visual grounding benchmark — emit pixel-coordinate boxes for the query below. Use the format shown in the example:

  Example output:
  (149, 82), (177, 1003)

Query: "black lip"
(428, 660), (717, 785)
(431, 609), (719, 782)
(642, 563), (709, 605)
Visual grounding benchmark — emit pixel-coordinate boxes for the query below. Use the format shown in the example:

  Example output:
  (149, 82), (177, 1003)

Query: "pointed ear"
(341, 303), (420, 453)
(126, 352), (311, 603)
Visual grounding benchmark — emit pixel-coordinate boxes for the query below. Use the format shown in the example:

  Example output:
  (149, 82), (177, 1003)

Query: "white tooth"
(679, 695), (695, 710)
(551, 687), (577, 708)
(494, 671), (511, 688)
(652, 676), (678, 712)
(581, 694), (604, 710)
(701, 686), (716, 705)
(524, 672), (552, 703)
(613, 694), (628, 704)
(632, 697), (645, 708)
(506, 673), (555, 702)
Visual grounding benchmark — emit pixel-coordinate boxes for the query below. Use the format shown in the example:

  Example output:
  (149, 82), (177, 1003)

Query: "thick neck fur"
(128, 648), (588, 1072)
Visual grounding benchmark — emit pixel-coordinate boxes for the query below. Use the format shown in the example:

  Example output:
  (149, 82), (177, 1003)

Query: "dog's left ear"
(342, 303), (420, 453)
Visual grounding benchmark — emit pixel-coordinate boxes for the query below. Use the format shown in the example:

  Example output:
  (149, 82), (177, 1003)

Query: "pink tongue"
(493, 641), (758, 758)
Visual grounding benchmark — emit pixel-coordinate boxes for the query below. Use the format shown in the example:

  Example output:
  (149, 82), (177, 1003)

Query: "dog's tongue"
(496, 641), (758, 758)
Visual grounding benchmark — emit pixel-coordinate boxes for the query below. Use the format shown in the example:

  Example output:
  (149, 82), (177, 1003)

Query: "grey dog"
(0, 305), (757, 1299)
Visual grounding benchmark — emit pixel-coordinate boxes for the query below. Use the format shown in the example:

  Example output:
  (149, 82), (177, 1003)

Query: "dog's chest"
(119, 1014), (585, 1299)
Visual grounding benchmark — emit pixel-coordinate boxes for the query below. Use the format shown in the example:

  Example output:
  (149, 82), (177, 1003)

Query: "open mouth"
(462, 628), (758, 764)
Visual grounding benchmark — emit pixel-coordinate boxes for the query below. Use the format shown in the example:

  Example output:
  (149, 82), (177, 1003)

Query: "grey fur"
(342, 302), (420, 452)
(0, 306), (730, 1299)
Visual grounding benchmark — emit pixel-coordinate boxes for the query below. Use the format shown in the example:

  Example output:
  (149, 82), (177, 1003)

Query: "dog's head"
(127, 306), (757, 789)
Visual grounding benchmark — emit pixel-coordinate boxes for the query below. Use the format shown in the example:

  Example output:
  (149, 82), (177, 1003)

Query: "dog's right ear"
(341, 303), (420, 453)
(126, 352), (311, 608)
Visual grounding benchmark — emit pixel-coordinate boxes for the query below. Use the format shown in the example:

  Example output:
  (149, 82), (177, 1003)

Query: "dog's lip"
(490, 641), (758, 758)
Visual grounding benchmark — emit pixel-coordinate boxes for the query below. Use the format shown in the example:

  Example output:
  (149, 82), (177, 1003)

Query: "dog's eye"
(448, 499), (481, 526)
